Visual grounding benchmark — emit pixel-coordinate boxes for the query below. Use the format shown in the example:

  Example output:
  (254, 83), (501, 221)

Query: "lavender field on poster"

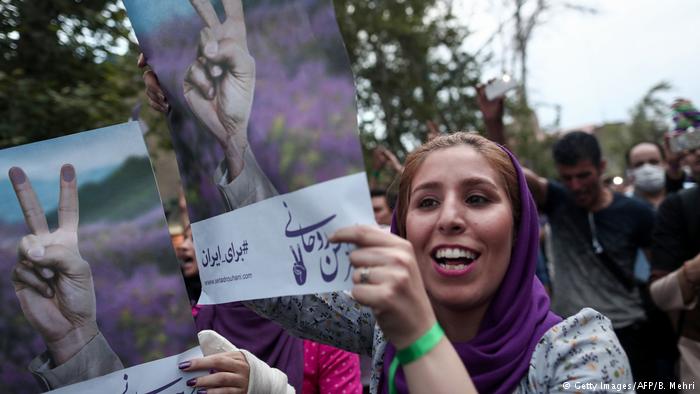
(124, 0), (367, 221)
(0, 122), (197, 393)
(124, 0), (374, 301)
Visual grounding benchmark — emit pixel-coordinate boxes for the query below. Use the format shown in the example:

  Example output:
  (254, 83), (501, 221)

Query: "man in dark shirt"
(523, 131), (656, 387)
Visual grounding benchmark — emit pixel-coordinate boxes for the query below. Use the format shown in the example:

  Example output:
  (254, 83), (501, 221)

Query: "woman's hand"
(330, 225), (437, 349)
(180, 351), (250, 394)
(332, 225), (477, 394)
(138, 53), (169, 113)
(185, 330), (292, 394)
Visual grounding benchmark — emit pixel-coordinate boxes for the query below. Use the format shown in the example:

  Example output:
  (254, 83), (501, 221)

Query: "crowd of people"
(136, 59), (700, 392)
(8, 1), (699, 390)
(158, 80), (699, 392)
(11, 77), (699, 392)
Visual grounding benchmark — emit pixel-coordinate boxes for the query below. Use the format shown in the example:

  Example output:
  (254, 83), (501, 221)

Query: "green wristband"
(397, 322), (445, 364)
(389, 322), (445, 394)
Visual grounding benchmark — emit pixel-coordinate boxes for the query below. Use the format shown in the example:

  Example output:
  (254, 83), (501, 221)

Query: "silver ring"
(359, 267), (370, 284)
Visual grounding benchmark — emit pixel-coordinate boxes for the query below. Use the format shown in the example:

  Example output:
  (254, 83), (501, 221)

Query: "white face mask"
(632, 163), (665, 193)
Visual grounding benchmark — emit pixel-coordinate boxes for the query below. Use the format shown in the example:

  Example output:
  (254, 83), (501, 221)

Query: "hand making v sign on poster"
(1, 124), (199, 392)
(125, 0), (375, 303)
(184, 0), (254, 182)
(8, 165), (98, 366)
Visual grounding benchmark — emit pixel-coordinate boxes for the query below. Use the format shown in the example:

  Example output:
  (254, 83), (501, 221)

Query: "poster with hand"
(124, 0), (374, 303)
(0, 122), (198, 393)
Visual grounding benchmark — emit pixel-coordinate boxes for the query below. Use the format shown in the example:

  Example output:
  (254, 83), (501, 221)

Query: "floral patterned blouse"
(247, 293), (634, 393)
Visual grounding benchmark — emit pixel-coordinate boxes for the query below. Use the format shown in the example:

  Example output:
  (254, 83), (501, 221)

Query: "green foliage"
(2, 0), (491, 178)
(594, 122), (628, 175)
(334, 0), (483, 156)
(0, 0), (142, 148)
(4, 0), (674, 190)
(627, 81), (672, 144)
(596, 81), (671, 175)
(2, 0), (491, 169)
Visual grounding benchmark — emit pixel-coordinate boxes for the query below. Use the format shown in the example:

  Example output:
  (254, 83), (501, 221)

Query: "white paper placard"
(49, 347), (204, 394)
(192, 172), (375, 303)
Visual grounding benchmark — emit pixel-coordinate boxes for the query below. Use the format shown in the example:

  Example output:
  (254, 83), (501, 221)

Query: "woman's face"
(176, 226), (199, 278)
(405, 145), (514, 311)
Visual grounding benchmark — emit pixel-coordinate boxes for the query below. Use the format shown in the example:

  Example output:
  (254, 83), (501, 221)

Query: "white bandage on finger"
(198, 329), (239, 355)
(197, 330), (295, 394)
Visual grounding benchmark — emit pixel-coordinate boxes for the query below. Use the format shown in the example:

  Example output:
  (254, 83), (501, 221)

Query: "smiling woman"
(401, 136), (519, 336)
(229, 132), (636, 394)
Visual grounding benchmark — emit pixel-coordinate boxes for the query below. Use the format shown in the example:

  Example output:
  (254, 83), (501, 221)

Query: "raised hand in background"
(184, 0), (255, 182)
(139, 53), (169, 113)
(476, 82), (506, 146)
(662, 132), (686, 182)
(9, 165), (98, 366)
(372, 146), (403, 174)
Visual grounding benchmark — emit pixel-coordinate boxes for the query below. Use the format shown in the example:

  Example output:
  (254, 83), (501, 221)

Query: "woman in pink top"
(304, 341), (363, 394)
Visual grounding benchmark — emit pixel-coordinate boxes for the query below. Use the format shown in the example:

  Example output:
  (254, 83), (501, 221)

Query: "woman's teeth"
(439, 262), (469, 270)
(435, 248), (477, 259)
(434, 248), (478, 270)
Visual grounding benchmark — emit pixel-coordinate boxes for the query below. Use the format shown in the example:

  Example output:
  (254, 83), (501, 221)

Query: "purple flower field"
(0, 208), (197, 393)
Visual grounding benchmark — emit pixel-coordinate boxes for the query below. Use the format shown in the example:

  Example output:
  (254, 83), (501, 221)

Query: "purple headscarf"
(381, 145), (561, 394)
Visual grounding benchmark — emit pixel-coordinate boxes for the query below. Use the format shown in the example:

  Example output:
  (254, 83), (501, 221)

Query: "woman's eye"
(418, 198), (439, 208)
(466, 195), (488, 204)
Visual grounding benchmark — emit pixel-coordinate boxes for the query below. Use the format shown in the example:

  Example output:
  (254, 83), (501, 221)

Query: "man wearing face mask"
(626, 142), (685, 208)
(624, 141), (686, 385)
